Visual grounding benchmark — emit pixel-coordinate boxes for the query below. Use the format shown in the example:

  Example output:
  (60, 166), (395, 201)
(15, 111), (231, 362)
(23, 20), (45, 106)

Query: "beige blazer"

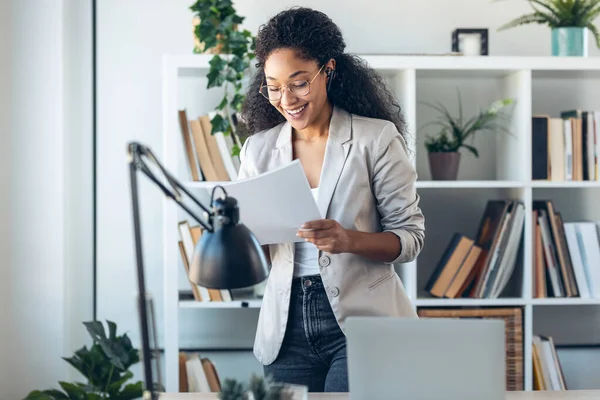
(237, 105), (425, 365)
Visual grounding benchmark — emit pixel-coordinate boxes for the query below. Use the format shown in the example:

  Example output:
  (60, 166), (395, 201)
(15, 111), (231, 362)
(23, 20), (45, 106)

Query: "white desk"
(158, 391), (600, 400)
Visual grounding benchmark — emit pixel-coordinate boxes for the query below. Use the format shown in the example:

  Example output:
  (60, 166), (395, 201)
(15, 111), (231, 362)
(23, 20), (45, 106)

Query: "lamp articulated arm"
(127, 140), (223, 399)
(127, 141), (268, 398)
(127, 141), (225, 233)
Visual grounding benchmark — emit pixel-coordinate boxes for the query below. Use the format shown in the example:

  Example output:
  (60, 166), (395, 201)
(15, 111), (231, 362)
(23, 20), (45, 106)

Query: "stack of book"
(179, 352), (221, 393)
(425, 200), (525, 299)
(532, 335), (567, 391)
(532, 110), (599, 181)
(178, 109), (241, 182)
(533, 200), (600, 298)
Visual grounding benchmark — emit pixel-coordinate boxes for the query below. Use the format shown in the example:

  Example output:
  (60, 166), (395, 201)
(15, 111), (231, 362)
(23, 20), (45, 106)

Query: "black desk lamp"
(127, 142), (269, 399)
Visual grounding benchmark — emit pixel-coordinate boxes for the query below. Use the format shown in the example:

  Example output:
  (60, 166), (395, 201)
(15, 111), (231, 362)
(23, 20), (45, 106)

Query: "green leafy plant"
(218, 374), (296, 400)
(420, 89), (514, 156)
(190, 0), (256, 157)
(23, 321), (143, 400)
(496, 0), (600, 47)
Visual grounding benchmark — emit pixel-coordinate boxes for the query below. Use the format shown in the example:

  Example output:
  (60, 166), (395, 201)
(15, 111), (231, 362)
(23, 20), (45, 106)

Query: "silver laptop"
(345, 316), (506, 400)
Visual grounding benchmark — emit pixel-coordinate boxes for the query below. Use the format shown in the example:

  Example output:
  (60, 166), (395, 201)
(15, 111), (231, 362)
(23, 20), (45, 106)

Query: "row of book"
(178, 109), (241, 182)
(425, 199), (525, 299)
(533, 200), (600, 298)
(533, 335), (567, 391)
(532, 109), (599, 182)
(179, 352), (221, 392)
(178, 220), (233, 302)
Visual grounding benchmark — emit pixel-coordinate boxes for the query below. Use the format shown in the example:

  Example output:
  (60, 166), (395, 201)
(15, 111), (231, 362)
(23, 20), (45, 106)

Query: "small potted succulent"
(420, 90), (514, 180)
(218, 374), (306, 400)
(496, 0), (600, 56)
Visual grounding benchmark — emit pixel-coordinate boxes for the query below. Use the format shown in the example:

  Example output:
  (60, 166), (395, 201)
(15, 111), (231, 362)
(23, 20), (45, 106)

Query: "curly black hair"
(240, 7), (409, 144)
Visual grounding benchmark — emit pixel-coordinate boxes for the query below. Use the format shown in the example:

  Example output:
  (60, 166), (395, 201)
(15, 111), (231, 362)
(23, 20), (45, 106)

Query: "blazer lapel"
(317, 106), (352, 219)
(271, 121), (293, 168)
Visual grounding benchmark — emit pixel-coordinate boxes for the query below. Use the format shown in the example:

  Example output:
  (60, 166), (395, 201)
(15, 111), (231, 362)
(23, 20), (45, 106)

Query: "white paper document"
(190, 160), (321, 245)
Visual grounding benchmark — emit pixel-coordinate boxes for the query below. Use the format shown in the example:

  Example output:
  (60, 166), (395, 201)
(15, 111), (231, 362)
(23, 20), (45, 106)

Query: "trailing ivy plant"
(190, 0), (256, 157)
(496, 0), (600, 48)
(23, 320), (144, 400)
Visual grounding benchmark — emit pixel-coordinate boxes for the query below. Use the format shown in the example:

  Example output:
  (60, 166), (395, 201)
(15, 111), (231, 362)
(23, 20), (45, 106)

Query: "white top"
(293, 187), (320, 277)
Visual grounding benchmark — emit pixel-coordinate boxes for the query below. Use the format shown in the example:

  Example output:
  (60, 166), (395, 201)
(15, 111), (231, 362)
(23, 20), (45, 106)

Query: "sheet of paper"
(190, 160), (321, 245)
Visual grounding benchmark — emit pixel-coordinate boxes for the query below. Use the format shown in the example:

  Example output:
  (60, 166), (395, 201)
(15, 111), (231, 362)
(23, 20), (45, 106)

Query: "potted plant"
(420, 90), (514, 180)
(496, 0), (600, 56)
(23, 320), (145, 400)
(218, 374), (304, 400)
(190, 0), (256, 156)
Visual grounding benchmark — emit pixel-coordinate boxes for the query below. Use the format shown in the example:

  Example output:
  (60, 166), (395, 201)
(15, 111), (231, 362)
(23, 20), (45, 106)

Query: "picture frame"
(452, 28), (489, 56)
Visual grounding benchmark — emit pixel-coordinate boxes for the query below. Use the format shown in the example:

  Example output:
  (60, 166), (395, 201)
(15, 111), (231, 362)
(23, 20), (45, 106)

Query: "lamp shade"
(188, 195), (269, 289)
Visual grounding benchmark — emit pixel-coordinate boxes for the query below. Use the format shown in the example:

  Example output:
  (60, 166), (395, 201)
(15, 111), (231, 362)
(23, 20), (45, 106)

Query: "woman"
(238, 7), (425, 393)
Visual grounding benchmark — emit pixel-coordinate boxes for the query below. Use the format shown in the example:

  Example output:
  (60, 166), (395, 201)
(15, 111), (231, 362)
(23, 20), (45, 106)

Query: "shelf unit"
(162, 54), (600, 393)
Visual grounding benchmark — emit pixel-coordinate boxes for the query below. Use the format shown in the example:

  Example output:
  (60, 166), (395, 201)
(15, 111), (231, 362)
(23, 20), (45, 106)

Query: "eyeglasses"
(259, 65), (325, 102)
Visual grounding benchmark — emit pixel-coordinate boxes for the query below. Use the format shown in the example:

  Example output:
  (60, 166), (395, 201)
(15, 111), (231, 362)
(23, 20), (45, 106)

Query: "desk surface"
(158, 391), (600, 399)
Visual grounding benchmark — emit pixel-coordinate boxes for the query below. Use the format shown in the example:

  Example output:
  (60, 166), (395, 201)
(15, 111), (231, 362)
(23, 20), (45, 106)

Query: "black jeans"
(263, 274), (348, 392)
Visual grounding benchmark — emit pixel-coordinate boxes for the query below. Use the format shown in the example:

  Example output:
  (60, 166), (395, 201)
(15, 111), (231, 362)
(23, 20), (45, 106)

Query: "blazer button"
(319, 255), (331, 267)
(328, 286), (340, 297)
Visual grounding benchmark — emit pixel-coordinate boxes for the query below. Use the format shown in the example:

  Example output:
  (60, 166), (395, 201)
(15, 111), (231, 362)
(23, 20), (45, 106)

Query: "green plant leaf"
(106, 370), (133, 394)
(528, 0), (560, 18)
(108, 321), (117, 340)
(231, 144), (241, 157)
(111, 381), (144, 400)
(191, 0), (255, 159)
(497, 0), (600, 32)
(218, 378), (247, 400)
(462, 144), (480, 158)
(230, 93), (245, 113)
(62, 344), (111, 390)
(217, 96), (228, 110)
(207, 57), (228, 89)
(587, 21), (600, 48)
(83, 321), (139, 372)
(58, 382), (87, 400)
(497, 12), (554, 30)
(23, 389), (69, 400)
(228, 55), (248, 73)
(211, 113), (229, 134)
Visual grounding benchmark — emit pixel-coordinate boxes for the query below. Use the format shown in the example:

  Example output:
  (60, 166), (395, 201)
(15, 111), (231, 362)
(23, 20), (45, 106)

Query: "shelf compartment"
(414, 69), (530, 182)
(416, 187), (526, 300)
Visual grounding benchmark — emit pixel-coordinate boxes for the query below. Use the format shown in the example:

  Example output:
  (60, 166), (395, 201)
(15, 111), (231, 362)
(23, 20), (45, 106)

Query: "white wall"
(8, 0), (67, 397)
(63, 0), (94, 372)
(90, 0), (599, 392)
(63, 0), (93, 377)
(0, 0), (94, 398)
(0, 0), (13, 394)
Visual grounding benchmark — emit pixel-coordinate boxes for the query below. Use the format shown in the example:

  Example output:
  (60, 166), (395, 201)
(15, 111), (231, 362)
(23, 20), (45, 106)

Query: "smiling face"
(262, 48), (333, 132)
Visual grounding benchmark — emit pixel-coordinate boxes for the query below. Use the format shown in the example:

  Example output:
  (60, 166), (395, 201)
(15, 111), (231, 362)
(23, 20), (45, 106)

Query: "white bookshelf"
(162, 53), (600, 393)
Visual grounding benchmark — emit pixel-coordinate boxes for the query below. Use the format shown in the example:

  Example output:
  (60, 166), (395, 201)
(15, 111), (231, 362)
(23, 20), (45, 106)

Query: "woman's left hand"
(296, 219), (353, 254)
